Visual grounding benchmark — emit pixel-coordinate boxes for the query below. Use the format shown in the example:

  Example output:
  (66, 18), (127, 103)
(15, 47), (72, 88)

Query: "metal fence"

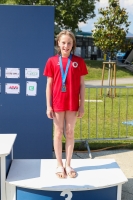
(74, 85), (133, 156)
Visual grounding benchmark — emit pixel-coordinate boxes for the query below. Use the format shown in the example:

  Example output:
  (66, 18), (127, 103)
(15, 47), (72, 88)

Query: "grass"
(84, 60), (133, 81)
(73, 60), (133, 150)
(72, 87), (133, 150)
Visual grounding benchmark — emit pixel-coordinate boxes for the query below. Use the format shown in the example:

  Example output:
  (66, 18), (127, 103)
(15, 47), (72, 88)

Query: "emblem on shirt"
(72, 62), (78, 68)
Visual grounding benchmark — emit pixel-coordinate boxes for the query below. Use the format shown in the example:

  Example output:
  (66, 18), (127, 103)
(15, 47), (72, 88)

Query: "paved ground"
(53, 149), (133, 200)
(85, 77), (133, 86)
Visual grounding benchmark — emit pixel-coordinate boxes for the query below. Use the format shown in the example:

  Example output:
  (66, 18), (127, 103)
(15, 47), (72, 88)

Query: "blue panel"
(0, 6), (54, 159)
(17, 186), (117, 200)
(6, 153), (12, 176)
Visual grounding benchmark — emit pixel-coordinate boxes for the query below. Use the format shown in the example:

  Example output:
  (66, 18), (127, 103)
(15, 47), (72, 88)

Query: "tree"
(92, 0), (131, 60)
(8, 0), (99, 31)
(0, 0), (7, 3)
(92, 0), (132, 96)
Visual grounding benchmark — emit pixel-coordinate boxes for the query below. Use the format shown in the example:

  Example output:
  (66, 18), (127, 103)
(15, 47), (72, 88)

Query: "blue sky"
(79, 0), (133, 34)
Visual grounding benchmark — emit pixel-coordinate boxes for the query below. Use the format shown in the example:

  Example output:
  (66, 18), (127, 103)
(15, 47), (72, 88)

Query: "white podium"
(6, 158), (127, 200)
(0, 134), (17, 200)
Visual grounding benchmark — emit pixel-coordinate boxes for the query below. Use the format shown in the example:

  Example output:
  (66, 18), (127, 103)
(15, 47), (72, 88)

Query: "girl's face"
(58, 34), (73, 57)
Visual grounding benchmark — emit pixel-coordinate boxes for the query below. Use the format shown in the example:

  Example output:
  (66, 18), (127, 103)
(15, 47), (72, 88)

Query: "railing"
(73, 85), (133, 158)
(75, 85), (133, 142)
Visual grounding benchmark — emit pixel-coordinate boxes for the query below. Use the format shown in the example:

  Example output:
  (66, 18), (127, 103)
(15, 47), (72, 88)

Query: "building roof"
(75, 31), (92, 37)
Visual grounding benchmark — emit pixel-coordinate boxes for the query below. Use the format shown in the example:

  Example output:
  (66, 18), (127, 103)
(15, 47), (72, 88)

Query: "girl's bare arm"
(46, 77), (53, 119)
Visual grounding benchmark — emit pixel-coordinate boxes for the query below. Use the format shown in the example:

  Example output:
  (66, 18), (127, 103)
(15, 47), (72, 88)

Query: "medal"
(59, 54), (72, 93)
(62, 84), (66, 92)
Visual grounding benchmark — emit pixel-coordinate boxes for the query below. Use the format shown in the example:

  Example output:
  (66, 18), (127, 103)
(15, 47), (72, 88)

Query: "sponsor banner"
(5, 83), (20, 94)
(25, 68), (39, 79)
(5, 68), (20, 78)
(26, 81), (37, 96)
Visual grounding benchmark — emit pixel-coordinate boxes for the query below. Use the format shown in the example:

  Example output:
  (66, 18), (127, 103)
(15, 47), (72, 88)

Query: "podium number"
(60, 190), (73, 200)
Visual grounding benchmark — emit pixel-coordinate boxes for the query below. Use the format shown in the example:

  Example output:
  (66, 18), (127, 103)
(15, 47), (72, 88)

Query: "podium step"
(6, 159), (127, 200)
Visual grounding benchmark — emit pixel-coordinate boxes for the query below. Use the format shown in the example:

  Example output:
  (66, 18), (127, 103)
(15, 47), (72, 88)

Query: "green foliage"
(39, 0), (99, 31)
(40, 0), (97, 31)
(0, 0), (7, 3)
(92, 0), (132, 59)
(4, 0), (17, 3)
(84, 60), (133, 81)
(0, 0), (99, 31)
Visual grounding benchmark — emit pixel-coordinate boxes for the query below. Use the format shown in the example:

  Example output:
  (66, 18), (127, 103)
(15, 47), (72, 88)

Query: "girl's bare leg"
(53, 111), (66, 178)
(65, 111), (77, 177)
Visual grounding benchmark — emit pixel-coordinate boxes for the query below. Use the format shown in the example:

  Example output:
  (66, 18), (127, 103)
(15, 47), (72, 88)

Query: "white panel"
(5, 83), (20, 94)
(6, 183), (16, 200)
(0, 134), (17, 155)
(1, 156), (6, 200)
(25, 68), (40, 79)
(26, 81), (37, 96)
(117, 184), (122, 200)
(5, 68), (20, 78)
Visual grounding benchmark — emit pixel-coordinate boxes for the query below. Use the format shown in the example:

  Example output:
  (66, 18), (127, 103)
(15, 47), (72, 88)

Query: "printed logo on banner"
(25, 68), (39, 79)
(5, 68), (20, 78)
(29, 86), (34, 91)
(26, 81), (37, 96)
(5, 83), (20, 94)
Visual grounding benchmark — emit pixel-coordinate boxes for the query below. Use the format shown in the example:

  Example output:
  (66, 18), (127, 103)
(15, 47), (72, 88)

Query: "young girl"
(43, 30), (88, 178)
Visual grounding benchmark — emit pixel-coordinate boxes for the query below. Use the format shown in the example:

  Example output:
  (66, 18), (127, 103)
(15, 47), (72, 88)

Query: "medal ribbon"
(59, 54), (72, 86)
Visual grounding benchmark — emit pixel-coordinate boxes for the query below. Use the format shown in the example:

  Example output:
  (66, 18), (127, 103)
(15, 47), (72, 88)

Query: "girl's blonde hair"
(56, 30), (76, 54)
